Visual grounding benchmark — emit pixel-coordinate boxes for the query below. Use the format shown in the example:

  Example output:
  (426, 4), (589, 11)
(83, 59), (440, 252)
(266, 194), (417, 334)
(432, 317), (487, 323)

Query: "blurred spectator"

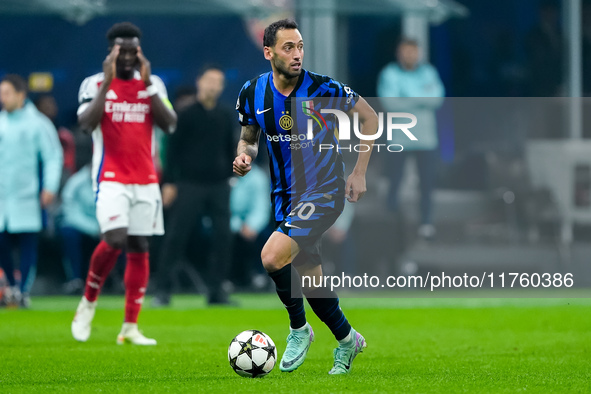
(173, 86), (197, 112)
(34, 94), (77, 178)
(155, 86), (197, 181)
(154, 66), (236, 306)
(0, 74), (63, 308)
(525, 0), (563, 97)
(228, 164), (271, 290)
(59, 164), (100, 294)
(377, 38), (445, 241)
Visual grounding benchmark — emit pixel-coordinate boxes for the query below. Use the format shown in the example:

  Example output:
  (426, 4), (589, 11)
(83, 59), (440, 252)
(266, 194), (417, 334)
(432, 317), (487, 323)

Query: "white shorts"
(95, 181), (164, 236)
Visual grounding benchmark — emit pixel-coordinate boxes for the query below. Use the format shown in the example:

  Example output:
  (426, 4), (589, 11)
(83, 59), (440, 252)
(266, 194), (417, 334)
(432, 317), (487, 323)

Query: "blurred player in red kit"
(71, 22), (177, 345)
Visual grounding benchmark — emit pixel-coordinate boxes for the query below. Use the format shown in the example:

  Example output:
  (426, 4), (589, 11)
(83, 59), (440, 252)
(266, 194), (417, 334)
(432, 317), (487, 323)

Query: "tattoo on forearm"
(241, 125), (260, 144)
(237, 125), (261, 159)
(238, 140), (258, 160)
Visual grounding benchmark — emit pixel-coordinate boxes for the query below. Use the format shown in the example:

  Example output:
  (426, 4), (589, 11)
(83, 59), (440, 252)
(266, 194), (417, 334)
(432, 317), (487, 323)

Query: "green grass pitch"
(1, 294), (590, 393)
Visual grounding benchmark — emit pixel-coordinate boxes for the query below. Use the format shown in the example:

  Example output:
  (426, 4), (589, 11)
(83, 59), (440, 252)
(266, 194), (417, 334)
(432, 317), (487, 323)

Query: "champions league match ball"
(228, 330), (277, 378)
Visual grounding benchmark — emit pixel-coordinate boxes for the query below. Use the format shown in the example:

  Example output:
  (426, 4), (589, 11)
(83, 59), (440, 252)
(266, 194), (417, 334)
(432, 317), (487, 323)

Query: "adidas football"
(228, 330), (277, 378)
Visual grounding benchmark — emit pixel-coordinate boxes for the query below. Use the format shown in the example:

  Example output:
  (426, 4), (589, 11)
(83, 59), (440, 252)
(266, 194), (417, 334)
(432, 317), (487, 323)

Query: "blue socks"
(268, 264), (307, 329)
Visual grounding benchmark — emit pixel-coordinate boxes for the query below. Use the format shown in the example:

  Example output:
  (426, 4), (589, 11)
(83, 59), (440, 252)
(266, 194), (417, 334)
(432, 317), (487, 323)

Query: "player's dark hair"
(1, 74), (27, 93)
(263, 19), (298, 47)
(106, 22), (142, 44)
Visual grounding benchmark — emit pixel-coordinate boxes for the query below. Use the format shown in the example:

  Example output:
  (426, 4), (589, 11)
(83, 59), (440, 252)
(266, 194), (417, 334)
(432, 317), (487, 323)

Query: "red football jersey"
(78, 72), (168, 188)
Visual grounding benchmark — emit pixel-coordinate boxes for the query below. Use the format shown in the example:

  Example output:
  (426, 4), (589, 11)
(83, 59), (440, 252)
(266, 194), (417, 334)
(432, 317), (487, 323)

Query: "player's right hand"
(233, 153), (252, 177)
(103, 44), (120, 83)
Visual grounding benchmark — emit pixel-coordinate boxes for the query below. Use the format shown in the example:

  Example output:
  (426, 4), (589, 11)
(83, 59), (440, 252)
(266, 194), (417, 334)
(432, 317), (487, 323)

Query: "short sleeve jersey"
(77, 72), (168, 190)
(236, 69), (358, 221)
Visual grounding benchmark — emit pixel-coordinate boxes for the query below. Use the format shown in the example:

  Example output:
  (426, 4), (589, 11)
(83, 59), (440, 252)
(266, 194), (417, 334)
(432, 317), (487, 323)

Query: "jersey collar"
(269, 69), (306, 98)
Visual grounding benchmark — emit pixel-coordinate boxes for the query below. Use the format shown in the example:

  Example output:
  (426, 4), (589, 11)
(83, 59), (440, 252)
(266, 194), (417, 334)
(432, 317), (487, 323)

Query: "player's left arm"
(137, 47), (177, 134)
(345, 97), (379, 203)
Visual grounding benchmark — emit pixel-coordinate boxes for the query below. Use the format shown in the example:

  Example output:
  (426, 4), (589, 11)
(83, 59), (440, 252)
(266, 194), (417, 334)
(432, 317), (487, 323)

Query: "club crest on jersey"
(137, 90), (150, 99)
(279, 111), (292, 131)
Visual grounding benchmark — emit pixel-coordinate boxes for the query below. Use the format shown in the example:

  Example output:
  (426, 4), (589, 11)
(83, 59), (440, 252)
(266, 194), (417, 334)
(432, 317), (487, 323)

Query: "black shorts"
(276, 192), (345, 267)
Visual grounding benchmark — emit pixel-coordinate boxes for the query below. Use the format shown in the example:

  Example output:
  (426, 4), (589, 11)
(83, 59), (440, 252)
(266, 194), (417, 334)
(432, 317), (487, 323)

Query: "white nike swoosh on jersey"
(256, 108), (272, 115)
(284, 223), (302, 229)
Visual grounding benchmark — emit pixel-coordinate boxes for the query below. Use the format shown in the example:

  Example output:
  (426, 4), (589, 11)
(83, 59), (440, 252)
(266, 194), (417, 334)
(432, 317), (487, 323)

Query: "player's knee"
(103, 230), (127, 250)
(260, 248), (288, 273)
(127, 236), (149, 253)
(105, 238), (126, 250)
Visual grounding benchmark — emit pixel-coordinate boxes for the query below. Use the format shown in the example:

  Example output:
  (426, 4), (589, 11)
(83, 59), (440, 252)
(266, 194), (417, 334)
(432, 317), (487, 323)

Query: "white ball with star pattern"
(228, 330), (277, 378)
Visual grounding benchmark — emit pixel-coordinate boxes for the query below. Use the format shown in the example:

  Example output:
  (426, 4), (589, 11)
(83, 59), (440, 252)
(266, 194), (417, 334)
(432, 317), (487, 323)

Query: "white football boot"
(117, 323), (157, 346)
(71, 296), (97, 342)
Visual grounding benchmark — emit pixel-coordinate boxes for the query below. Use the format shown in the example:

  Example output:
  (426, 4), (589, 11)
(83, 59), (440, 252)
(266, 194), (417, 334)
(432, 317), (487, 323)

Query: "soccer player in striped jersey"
(71, 22), (177, 345)
(233, 19), (379, 374)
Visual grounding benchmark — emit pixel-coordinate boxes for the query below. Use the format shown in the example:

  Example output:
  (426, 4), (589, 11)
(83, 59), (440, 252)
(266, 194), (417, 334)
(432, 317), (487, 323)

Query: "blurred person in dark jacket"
(154, 66), (236, 306)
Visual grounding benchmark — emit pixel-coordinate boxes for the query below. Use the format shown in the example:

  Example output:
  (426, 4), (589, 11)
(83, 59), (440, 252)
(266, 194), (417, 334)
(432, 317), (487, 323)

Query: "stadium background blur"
(2, 1), (591, 392)
(1, 0), (591, 296)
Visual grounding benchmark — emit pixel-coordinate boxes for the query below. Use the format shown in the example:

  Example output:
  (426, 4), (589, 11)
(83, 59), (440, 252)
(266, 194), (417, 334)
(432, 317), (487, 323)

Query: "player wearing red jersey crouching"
(71, 22), (177, 345)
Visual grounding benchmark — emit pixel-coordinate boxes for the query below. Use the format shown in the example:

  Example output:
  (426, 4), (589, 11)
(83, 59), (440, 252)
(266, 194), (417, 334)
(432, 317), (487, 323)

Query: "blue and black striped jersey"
(236, 69), (358, 221)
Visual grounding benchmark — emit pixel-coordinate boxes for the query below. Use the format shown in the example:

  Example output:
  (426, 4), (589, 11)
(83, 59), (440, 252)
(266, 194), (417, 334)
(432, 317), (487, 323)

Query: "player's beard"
(273, 57), (301, 80)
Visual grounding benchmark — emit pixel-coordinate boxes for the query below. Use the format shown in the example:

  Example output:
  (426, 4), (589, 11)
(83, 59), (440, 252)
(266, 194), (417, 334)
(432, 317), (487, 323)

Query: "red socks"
(124, 252), (149, 323)
(84, 241), (121, 302)
(83, 242), (149, 324)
